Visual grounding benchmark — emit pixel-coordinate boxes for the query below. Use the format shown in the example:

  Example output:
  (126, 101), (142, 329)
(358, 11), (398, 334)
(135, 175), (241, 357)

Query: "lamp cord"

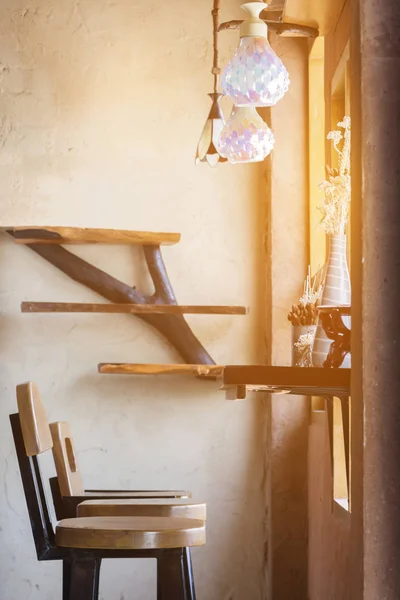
(211, 0), (221, 94)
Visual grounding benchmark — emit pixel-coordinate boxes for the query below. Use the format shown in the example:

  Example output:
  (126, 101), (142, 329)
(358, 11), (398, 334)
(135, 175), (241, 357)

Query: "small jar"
(292, 325), (317, 367)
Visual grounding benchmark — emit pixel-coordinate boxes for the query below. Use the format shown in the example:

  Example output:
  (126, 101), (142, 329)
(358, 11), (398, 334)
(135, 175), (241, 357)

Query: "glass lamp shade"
(221, 3), (290, 107)
(217, 106), (275, 164)
(196, 93), (228, 167)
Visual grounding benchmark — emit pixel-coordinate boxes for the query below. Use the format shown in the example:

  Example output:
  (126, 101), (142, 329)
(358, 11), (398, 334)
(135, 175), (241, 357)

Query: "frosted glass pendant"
(217, 106), (275, 164)
(196, 93), (227, 167)
(222, 2), (290, 107)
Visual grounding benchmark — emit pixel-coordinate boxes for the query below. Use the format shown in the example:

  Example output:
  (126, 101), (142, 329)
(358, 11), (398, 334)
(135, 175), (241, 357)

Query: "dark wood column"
(360, 1), (400, 598)
(349, 1), (363, 598)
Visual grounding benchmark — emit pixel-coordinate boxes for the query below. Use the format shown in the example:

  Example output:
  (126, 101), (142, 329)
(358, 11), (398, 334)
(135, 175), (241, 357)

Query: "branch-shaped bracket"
(7, 229), (216, 366)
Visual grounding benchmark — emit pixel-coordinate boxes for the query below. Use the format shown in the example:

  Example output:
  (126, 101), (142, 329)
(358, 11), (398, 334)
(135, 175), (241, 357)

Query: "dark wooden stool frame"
(10, 413), (197, 600)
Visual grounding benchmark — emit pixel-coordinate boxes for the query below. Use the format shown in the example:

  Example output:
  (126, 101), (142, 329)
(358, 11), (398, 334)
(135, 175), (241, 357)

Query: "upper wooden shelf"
(98, 363), (224, 378)
(10, 227), (181, 246)
(21, 302), (248, 316)
(222, 366), (351, 398)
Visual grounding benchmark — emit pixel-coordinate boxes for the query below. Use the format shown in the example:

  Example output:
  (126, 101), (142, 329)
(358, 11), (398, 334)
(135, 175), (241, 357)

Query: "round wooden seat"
(56, 516), (206, 550)
(77, 498), (206, 520)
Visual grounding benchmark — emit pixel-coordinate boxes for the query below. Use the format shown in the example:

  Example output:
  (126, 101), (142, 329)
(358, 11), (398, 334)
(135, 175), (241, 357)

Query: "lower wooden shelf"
(98, 363), (225, 378)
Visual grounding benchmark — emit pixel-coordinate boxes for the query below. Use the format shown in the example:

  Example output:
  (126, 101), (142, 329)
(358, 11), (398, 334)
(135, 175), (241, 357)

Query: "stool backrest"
(16, 382), (53, 456)
(50, 421), (84, 496)
(11, 382), (57, 559)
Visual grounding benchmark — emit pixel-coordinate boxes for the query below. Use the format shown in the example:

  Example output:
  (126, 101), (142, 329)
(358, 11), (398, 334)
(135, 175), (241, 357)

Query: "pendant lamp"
(196, 0), (227, 166)
(217, 106), (275, 163)
(221, 2), (290, 107)
(196, 93), (227, 167)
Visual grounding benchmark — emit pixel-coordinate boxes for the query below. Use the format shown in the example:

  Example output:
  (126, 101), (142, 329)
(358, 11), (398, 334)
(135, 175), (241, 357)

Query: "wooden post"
(360, 0), (400, 598)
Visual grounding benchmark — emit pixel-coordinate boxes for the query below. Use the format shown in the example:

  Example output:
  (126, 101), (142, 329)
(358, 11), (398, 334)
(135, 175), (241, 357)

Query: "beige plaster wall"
(0, 2), (268, 599)
(0, 2), (310, 599)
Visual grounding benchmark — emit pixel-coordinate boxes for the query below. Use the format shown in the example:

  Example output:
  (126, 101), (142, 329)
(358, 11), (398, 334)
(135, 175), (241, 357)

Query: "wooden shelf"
(21, 302), (249, 315)
(222, 365), (350, 398)
(98, 363), (225, 377)
(10, 227), (181, 246)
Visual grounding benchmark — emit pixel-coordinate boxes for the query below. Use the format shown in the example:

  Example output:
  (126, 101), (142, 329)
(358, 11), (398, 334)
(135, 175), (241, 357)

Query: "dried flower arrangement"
(287, 266), (324, 326)
(319, 116), (351, 235)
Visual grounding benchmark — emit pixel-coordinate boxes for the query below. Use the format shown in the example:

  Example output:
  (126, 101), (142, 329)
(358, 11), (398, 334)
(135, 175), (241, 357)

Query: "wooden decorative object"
(98, 363), (225, 377)
(8, 229), (216, 365)
(22, 302), (248, 315)
(318, 306), (351, 368)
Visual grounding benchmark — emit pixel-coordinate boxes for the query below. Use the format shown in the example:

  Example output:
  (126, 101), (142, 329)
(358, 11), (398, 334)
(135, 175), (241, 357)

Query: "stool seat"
(77, 498), (206, 520)
(56, 516), (206, 550)
(84, 490), (191, 498)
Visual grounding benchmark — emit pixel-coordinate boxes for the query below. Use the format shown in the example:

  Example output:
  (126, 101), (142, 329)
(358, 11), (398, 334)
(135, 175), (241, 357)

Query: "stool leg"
(69, 558), (101, 600)
(183, 548), (196, 600)
(157, 548), (187, 600)
(62, 560), (72, 600)
(93, 559), (102, 599)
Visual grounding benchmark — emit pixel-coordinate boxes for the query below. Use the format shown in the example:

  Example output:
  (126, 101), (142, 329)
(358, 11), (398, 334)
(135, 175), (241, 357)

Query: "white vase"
(312, 234), (351, 367)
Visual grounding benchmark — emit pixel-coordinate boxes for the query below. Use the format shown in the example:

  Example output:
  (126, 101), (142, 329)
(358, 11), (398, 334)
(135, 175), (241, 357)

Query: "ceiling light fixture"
(221, 1), (290, 107)
(217, 106), (275, 163)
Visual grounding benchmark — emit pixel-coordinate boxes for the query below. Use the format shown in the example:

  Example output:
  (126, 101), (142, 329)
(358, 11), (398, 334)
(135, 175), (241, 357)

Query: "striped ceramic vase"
(312, 234), (351, 367)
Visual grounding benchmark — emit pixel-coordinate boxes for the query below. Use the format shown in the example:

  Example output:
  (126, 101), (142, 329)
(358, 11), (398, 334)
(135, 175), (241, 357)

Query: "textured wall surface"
(267, 35), (310, 600)
(0, 1), (310, 599)
(0, 1), (268, 599)
(308, 411), (351, 600)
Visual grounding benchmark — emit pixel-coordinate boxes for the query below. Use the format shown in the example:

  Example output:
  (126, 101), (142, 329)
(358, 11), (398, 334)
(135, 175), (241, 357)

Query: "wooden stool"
(11, 386), (205, 600)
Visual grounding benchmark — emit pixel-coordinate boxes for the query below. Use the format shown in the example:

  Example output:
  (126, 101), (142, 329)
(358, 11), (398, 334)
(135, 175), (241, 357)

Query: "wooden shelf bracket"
(9, 227), (246, 368)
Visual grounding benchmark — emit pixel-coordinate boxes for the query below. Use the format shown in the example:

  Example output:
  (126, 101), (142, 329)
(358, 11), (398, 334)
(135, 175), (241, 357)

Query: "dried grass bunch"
(319, 116), (351, 235)
(287, 266), (324, 326)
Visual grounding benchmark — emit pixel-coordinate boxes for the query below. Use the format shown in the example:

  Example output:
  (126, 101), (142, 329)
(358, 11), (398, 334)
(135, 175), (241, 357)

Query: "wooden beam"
(98, 363), (225, 377)
(224, 385), (247, 401)
(21, 302), (249, 315)
(283, 0), (346, 35)
(11, 227), (181, 246)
